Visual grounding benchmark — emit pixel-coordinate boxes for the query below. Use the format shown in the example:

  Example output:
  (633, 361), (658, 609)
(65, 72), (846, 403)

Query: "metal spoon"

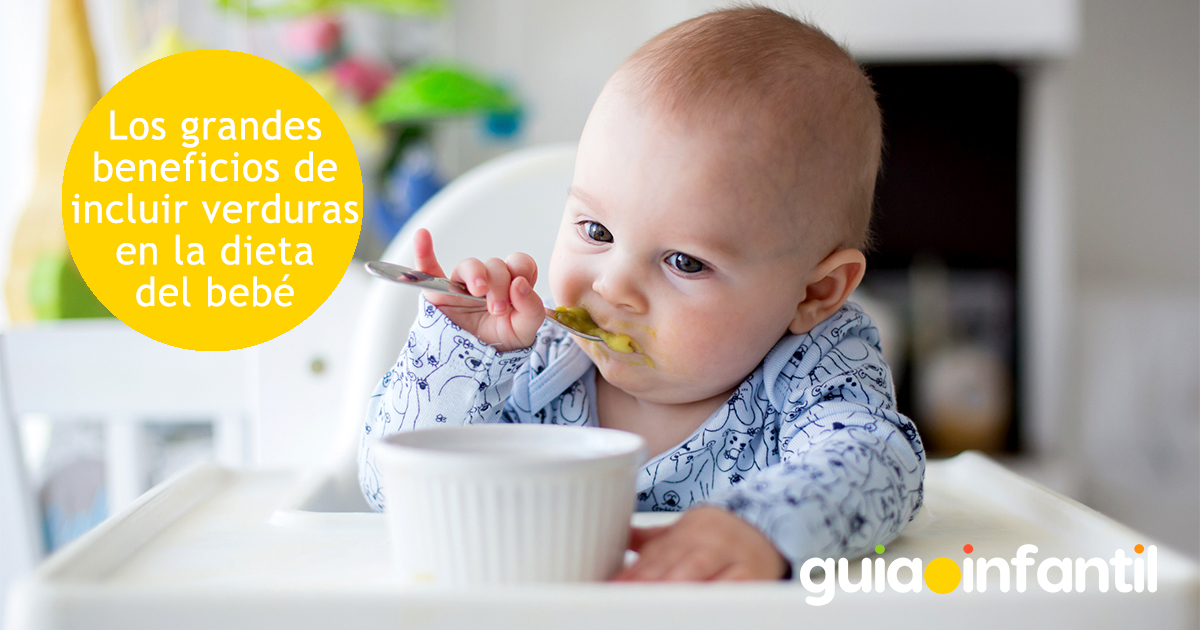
(364, 261), (604, 342)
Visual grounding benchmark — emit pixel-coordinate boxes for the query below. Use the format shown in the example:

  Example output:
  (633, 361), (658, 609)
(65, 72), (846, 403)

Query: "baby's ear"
(788, 249), (867, 335)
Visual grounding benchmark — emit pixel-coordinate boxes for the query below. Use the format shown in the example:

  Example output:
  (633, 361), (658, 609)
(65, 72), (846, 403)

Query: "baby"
(360, 6), (924, 581)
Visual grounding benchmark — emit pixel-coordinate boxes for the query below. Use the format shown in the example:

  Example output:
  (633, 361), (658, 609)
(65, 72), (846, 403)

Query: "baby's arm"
(710, 330), (925, 571)
(716, 403), (924, 568)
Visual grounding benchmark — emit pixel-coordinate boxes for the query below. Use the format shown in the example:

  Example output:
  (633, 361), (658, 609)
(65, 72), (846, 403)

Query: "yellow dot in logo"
(924, 557), (961, 594)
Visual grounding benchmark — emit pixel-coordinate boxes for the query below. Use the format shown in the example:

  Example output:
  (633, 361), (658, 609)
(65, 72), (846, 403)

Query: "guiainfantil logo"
(798, 543), (1158, 606)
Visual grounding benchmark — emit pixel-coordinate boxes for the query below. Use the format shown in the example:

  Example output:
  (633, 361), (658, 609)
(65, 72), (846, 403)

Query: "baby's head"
(549, 7), (881, 405)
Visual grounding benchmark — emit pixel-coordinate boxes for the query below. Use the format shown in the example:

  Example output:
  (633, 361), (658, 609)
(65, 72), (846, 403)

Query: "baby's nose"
(591, 265), (647, 314)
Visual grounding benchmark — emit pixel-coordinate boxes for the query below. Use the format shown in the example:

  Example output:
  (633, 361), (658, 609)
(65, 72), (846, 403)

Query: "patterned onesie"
(360, 294), (925, 569)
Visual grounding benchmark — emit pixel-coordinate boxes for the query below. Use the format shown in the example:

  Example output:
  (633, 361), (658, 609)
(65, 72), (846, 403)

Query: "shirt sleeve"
(358, 294), (534, 512)
(705, 305), (926, 571)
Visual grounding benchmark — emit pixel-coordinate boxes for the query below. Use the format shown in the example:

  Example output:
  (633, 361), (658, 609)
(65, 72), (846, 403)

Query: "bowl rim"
(373, 424), (648, 472)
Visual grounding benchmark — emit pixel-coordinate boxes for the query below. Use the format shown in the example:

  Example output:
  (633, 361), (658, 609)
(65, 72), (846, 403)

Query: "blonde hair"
(615, 6), (882, 250)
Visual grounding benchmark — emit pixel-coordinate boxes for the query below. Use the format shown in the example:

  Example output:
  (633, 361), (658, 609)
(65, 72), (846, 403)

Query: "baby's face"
(549, 87), (821, 405)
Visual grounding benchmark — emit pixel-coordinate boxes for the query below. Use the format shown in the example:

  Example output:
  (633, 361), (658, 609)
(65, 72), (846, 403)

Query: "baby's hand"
(613, 506), (788, 581)
(411, 228), (544, 352)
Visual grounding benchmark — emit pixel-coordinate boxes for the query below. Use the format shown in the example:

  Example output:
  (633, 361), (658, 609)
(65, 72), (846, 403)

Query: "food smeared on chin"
(553, 306), (635, 353)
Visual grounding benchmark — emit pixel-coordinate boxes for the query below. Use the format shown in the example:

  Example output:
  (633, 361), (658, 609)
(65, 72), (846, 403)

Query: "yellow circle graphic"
(62, 50), (361, 351)
(924, 557), (961, 594)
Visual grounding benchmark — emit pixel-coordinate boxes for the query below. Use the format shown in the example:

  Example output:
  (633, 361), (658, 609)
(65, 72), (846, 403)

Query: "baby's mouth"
(553, 306), (637, 353)
(559, 307), (656, 369)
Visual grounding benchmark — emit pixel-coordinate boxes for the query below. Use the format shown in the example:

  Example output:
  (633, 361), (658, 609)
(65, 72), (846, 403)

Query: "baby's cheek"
(651, 332), (724, 381)
(665, 329), (757, 383)
(662, 316), (726, 360)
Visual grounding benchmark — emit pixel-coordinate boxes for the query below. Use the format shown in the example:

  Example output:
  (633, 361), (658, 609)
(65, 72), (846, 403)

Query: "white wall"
(1071, 0), (1198, 288)
(1067, 0), (1199, 559)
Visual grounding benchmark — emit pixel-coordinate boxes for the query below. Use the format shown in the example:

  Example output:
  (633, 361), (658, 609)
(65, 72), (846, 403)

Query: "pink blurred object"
(332, 58), (393, 103)
(284, 17), (342, 59)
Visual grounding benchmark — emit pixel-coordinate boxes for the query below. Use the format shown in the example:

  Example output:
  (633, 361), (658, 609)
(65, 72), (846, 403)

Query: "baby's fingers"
(452, 258), (491, 298)
(628, 527), (669, 552)
(713, 565), (757, 581)
(412, 228), (447, 277)
(481, 258), (513, 314)
(508, 276), (543, 326)
(441, 258), (541, 350)
(663, 549), (729, 581)
(504, 252), (538, 289)
(613, 537), (688, 581)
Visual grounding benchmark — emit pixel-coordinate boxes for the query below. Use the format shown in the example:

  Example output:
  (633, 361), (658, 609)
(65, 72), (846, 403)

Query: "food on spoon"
(553, 306), (635, 353)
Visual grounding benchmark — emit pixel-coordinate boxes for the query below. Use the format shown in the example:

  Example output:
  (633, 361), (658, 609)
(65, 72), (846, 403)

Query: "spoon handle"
(364, 261), (603, 342)
(366, 261), (483, 301)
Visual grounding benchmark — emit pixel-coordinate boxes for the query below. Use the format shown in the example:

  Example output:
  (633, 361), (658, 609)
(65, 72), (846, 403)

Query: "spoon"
(364, 261), (604, 342)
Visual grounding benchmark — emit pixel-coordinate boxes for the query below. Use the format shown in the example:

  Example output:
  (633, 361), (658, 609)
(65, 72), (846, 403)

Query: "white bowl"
(374, 424), (647, 584)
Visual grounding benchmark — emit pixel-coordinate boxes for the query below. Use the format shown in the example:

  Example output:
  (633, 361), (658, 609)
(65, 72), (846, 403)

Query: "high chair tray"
(6, 452), (1197, 630)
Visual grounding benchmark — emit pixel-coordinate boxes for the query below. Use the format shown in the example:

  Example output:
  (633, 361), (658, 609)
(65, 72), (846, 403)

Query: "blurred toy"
(371, 64), (519, 123)
(363, 65), (524, 245)
(299, 70), (387, 162)
(332, 57), (392, 103)
(30, 254), (111, 319)
(284, 17), (343, 71)
(484, 109), (522, 139)
(370, 139), (442, 241)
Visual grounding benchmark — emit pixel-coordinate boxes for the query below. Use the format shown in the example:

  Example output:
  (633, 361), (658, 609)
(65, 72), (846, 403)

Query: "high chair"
(6, 145), (1197, 630)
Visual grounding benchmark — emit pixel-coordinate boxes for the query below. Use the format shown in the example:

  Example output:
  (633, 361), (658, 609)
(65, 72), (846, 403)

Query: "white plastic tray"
(7, 452), (1197, 630)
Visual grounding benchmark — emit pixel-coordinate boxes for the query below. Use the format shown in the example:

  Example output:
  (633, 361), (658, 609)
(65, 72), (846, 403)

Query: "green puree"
(553, 306), (635, 353)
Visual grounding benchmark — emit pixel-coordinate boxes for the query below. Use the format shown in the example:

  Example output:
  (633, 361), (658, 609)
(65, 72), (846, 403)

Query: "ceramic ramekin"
(374, 424), (647, 584)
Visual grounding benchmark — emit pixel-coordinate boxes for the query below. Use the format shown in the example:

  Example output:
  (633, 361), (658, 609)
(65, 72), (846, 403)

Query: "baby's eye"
(667, 252), (706, 274)
(580, 221), (613, 243)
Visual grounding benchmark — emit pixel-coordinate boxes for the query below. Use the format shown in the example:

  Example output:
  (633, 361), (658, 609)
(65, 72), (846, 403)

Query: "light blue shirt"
(360, 295), (925, 567)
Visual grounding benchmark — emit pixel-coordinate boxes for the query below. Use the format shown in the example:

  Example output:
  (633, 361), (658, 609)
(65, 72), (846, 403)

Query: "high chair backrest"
(324, 144), (577, 509)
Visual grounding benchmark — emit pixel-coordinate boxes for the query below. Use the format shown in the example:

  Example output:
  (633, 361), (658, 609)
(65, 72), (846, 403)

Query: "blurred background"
(0, 0), (1196, 616)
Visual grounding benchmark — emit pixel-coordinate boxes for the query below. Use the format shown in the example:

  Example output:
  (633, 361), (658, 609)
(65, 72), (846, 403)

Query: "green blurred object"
(213, 0), (444, 18)
(30, 252), (112, 320)
(371, 64), (519, 123)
